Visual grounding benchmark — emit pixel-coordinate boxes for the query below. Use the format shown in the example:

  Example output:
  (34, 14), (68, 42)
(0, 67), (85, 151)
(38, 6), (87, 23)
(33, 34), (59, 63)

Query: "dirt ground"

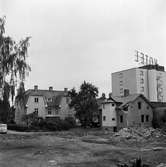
(0, 128), (166, 167)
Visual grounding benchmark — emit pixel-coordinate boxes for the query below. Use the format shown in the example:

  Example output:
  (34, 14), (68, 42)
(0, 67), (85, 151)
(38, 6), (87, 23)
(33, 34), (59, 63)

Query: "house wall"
(102, 102), (117, 127)
(117, 97), (153, 129)
(117, 109), (127, 129)
(59, 97), (75, 119)
(26, 95), (46, 118)
(46, 96), (75, 119)
(153, 107), (166, 128)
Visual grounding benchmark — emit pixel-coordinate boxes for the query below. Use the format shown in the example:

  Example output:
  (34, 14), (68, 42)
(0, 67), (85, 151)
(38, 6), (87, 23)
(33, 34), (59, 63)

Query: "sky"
(1, 0), (166, 97)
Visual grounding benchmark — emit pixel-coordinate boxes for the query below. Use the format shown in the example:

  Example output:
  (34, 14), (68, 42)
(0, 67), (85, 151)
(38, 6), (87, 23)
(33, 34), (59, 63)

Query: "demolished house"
(102, 94), (153, 131)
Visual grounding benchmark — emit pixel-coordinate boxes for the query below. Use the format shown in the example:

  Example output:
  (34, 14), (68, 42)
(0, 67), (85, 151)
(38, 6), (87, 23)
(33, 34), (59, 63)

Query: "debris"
(156, 163), (166, 167)
(113, 127), (163, 140)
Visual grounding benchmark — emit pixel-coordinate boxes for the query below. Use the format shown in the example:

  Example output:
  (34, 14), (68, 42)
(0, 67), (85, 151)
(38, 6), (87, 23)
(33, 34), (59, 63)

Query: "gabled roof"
(24, 89), (66, 106)
(111, 94), (152, 108)
(97, 97), (106, 106)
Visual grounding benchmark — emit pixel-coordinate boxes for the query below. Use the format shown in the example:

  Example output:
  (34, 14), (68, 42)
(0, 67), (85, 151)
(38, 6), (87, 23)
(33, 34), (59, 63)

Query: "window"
(47, 98), (52, 102)
(120, 115), (123, 123)
(120, 88), (123, 94)
(147, 106), (149, 110)
(34, 97), (38, 103)
(140, 71), (144, 76)
(146, 115), (149, 122)
(34, 108), (38, 115)
(119, 73), (123, 78)
(112, 103), (115, 107)
(140, 78), (144, 84)
(124, 89), (130, 96)
(123, 106), (128, 111)
(112, 118), (115, 121)
(138, 102), (141, 109)
(48, 108), (52, 115)
(120, 80), (123, 86)
(103, 104), (105, 109)
(103, 116), (106, 121)
(141, 115), (144, 123)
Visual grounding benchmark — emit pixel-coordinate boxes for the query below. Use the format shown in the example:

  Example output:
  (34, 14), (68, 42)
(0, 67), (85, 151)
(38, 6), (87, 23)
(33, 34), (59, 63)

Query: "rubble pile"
(113, 127), (163, 140)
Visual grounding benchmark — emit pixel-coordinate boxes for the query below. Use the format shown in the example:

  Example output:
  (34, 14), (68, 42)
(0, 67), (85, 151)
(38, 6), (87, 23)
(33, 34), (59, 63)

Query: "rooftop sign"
(135, 50), (158, 65)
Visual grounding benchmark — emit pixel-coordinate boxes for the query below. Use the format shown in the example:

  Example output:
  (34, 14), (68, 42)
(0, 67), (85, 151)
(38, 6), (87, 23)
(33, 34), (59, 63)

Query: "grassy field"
(0, 128), (166, 167)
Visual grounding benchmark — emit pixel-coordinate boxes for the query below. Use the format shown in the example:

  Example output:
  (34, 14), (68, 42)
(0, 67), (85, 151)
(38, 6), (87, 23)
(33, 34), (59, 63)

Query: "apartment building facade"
(112, 65), (166, 102)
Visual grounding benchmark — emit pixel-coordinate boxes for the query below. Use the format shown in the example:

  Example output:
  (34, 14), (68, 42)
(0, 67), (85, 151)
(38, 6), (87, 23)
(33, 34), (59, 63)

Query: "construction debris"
(113, 127), (164, 140)
(156, 163), (166, 167)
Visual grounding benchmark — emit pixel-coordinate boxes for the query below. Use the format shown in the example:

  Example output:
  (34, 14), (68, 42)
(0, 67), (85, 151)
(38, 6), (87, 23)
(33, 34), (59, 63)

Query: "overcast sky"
(1, 0), (166, 96)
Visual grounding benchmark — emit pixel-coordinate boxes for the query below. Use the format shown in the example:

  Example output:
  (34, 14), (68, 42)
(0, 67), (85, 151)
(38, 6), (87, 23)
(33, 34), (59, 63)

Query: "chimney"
(64, 88), (68, 96)
(101, 93), (106, 99)
(124, 89), (129, 97)
(64, 88), (68, 92)
(108, 92), (112, 99)
(34, 85), (38, 91)
(49, 86), (53, 91)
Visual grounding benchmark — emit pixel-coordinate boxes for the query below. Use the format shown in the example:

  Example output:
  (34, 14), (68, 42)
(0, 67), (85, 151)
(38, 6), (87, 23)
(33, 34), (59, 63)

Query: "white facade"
(112, 66), (166, 102)
(26, 95), (46, 118)
(102, 101), (117, 127)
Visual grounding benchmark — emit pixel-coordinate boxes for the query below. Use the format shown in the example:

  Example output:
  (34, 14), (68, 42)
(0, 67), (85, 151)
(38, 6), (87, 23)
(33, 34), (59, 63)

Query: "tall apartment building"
(112, 65), (166, 102)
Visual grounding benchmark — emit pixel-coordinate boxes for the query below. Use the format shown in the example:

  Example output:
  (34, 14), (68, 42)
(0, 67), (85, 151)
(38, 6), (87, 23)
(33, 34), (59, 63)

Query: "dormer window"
(34, 98), (38, 103)
(47, 98), (52, 102)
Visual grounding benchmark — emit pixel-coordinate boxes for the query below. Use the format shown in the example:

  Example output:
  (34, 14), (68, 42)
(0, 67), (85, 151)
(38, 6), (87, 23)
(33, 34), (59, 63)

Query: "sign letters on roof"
(135, 50), (158, 65)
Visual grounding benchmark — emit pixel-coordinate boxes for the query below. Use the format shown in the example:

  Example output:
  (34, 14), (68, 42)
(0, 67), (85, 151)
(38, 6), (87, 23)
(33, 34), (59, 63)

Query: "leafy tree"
(0, 16), (31, 123)
(0, 16), (31, 102)
(0, 82), (10, 123)
(15, 82), (27, 125)
(68, 81), (99, 127)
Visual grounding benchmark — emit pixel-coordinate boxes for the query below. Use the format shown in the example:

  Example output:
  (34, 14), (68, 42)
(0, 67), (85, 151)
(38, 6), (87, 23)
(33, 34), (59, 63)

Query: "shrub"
(8, 117), (76, 132)
(65, 117), (76, 127)
(7, 124), (29, 131)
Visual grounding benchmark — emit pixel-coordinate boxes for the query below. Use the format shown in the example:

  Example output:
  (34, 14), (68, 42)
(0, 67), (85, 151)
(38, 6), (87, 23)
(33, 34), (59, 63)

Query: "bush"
(8, 117), (76, 132)
(65, 117), (76, 127)
(7, 124), (29, 131)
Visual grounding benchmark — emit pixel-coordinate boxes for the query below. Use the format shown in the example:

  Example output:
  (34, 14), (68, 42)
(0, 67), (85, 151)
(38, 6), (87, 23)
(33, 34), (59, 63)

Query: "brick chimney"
(64, 88), (68, 96)
(49, 86), (53, 91)
(34, 85), (38, 91)
(124, 89), (130, 97)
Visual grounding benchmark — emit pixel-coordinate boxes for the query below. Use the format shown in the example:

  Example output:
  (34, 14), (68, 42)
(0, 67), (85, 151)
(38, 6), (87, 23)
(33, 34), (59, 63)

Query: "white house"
(101, 98), (117, 131)
(15, 85), (75, 125)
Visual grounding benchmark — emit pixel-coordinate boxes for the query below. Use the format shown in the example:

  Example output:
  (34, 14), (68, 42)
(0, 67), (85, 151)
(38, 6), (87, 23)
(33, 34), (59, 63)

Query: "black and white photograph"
(0, 0), (166, 166)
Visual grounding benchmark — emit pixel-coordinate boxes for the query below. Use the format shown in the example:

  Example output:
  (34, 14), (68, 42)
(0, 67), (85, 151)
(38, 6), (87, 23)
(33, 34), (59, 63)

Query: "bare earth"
(0, 129), (166, 167)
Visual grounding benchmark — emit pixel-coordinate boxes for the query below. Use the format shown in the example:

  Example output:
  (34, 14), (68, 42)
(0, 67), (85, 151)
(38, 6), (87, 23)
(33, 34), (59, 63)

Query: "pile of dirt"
(113, 127), (164, 140)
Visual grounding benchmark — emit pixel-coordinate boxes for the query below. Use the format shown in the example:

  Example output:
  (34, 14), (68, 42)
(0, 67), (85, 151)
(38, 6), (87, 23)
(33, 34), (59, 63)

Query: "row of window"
(33, 108), (54, 115)
(103, 116), (115, 121)
(141, 114), (149, 122)
(102, 103), (115, 109)
(103, 102), (149, 111)
(103, 114), (149, 123)
(34, 97), (53, 103)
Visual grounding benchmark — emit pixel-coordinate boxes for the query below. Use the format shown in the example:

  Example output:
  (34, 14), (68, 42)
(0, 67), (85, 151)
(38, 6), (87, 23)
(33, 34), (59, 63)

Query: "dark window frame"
(141, 114), (144, 123)
(120, 115), (123, 123)
(34, 108), (38, 115)
(34, 97), (39, 103)
(146, 115), (149, 122)
(138, 102), (141, 109)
